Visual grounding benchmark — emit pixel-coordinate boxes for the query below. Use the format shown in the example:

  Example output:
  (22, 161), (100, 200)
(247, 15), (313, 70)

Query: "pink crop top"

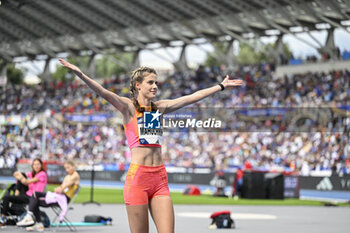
(123, 106), (163, 150)
(26, 171), (47, 197)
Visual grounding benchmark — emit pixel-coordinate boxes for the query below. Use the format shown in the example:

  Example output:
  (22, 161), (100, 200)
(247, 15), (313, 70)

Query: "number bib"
(137, 110), (163, 145)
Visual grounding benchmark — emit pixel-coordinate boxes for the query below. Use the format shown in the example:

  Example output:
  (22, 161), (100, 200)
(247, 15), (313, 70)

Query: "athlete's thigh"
(126, 204), (149, 233)
(149, 196), (174, 233)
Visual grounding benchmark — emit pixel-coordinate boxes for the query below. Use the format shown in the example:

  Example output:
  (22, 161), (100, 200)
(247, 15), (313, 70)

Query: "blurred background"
(0, 0), (350, 202)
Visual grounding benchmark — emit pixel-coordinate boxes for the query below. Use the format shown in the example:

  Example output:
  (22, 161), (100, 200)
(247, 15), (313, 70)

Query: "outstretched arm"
(59, 59), (132, 114)
(156, 75), (243, 113)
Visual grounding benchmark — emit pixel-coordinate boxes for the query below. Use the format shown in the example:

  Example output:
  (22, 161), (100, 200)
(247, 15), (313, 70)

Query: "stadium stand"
(0, 0), (349, 177)
(1, 65), (349, 176)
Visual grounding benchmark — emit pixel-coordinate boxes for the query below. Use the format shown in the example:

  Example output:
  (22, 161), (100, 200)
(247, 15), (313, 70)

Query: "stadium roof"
(0, 0), (350, 62)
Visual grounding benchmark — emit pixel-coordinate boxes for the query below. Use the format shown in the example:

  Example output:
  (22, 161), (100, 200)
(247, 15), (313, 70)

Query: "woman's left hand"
(54, 187), (63, 194)
(221, 75), (244, 88)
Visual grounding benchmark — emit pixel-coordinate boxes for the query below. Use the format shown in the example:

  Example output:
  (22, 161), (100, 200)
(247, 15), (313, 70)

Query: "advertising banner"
(299, 176), (350, 191)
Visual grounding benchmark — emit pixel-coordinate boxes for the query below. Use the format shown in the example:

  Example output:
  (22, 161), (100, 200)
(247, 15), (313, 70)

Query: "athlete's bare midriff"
(130, 147), (163, 166)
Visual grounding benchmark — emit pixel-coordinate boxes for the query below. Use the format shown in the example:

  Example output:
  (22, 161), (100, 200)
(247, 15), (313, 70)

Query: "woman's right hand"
(58, 58), (82, 74)
(13, 171), (21, 179)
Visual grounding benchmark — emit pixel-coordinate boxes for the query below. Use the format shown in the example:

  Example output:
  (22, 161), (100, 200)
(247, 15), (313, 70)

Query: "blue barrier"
(289, 59), (303, 65)
(342, 51), (350, 60)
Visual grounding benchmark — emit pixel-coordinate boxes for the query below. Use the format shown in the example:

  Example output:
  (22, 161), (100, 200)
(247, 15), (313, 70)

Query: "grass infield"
(48, 186), (348, 206)
(1, 186), (348, 206)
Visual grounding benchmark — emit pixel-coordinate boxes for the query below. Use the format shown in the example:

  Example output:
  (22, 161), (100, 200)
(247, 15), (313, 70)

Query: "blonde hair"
(64, 159), (76, 168)
(129, 67), (158, 112)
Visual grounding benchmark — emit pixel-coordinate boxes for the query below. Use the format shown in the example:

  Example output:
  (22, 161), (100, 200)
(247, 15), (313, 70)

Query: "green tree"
(52, 56), (90, 82)
(204, 42), (227, 67)
(237, 43), (259, 65)
(52, 64), (69, 81)
(95, 52), (133, 78)
(6, 63), (24, 85)
(236, 40), (272, 65)
(204, 39), (292, 66)
(52, 52), (133, 81)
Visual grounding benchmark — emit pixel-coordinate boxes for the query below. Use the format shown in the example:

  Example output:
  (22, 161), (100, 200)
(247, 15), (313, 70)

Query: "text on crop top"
(123, 107), (163, 149)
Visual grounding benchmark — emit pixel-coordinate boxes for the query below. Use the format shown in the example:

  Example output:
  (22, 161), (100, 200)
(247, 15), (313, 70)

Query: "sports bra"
(64, 183), (79, 200)
(123, 106), (163, 150)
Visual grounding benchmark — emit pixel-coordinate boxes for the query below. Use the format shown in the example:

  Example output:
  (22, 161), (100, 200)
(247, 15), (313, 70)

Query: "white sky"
(17, 28), (350, 74)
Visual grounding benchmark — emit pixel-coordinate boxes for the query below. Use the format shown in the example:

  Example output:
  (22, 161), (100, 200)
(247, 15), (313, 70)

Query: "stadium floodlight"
(224, 35), (232, 41)
(315, 23), (331, 30)
(265, 30), (281, 36)
(242, 32), (255, 39)
(170, 41), (185, 47)
(290, 26), (304, 33)
(341, 20), (350, 26)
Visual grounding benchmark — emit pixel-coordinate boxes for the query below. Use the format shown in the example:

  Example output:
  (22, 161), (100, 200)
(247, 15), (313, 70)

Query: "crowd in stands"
(0, 64), (349, 175)
(290, 47), (346, 65)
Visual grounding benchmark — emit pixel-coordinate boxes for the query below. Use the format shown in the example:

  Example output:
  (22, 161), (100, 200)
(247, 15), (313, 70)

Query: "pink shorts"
(123, 163), (170, 205)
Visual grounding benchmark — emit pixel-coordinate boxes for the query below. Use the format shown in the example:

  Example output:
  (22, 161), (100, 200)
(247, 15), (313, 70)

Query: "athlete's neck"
(137, 98), (151, 107)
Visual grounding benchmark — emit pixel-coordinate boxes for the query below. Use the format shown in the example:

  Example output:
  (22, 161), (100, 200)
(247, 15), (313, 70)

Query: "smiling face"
(32, 159), (43, 173)
(129, 67), (157, 102)
(136, 73), (158, 100)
